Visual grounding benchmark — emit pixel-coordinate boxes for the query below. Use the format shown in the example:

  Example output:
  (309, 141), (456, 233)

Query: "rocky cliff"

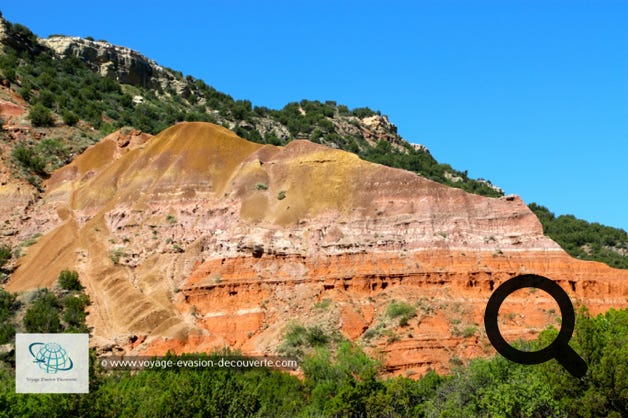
(39, 36), (188, 93)
(6, 122), (627, 375)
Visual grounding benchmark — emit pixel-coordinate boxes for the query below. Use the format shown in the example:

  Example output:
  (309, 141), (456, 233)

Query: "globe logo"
(29, 342), (74, 373)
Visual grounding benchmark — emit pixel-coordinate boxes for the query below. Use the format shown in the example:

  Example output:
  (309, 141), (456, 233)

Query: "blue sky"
(3, 1), (627, 230)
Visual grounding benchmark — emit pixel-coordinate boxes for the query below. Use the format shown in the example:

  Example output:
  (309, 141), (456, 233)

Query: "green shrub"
(0, 245), (11, 269)
(461, 325), (477, 338)
(2, 67), (16, 83)
(0, 321), (15, 345)
(387, 300), (416, 319)
(387, 300), (417, 327)
(12, 146), (47, 176)
(314, 298), (331, 309)
(58, 269), (82, 291)
(62, 110), (79, 126)
(0, 288), (19, 344)
(362, 328), (378, 340)
(109, 248), (127, 265)
(0, 303), (625, 417)
(23, 289), (62, 333)
(305, 326), (329, 346)
(21, 233), (42, 247)
(279, 323), (331, 359)
(352, 107), (378, 118)
(62, 293), (90, 332)
(28, 103), (54, 127)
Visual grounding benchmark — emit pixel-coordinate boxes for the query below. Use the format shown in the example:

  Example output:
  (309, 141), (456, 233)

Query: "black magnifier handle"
(555, 345), (587, 378)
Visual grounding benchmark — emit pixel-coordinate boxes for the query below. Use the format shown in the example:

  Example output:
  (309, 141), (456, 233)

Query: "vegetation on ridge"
(530, 203), (628, 269)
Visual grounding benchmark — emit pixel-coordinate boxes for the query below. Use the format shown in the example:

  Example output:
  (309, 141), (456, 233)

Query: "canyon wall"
(6, 122), (627, 375)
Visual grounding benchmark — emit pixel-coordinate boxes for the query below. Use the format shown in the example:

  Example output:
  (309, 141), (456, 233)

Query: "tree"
(62, 293), (90, 332)
(231, 99), (252, 119)
(62, 110), (79, 126)
(23, 290), (61, 333)
(2, 67), (16, 83)
(0, 288), (19, 344)
(28, 103), (54, 127)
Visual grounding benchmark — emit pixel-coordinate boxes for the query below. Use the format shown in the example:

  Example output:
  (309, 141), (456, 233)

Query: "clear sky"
(2, 1), (627, 230)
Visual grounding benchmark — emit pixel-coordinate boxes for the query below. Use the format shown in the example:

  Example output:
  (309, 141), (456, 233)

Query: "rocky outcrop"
(39, 36), (188, 92)
(0, 12), (8, 43)
(6, 123), (628, 375)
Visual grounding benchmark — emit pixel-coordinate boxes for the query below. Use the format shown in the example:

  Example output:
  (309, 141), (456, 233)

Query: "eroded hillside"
(5, 122), (627, 375)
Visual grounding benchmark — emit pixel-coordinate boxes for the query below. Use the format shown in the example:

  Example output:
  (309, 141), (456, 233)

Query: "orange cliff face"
(5, 122), (628, 376)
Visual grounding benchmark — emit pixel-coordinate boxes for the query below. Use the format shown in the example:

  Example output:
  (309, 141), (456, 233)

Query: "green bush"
(0, 288), (19, 344)
(387, 300), (417, 327)
(58, 269), (82, 291)
(0, 321), (15, 345)
(62, 293), (90, 332)
(0, 245), (11, 269)
(305, 326), (329, 346)
(19, 282), (91, 335)
(23, 289), (62, 333)
(62, 110), (79, 126)
(352, 107), (378, 118)
(12, 145), (47, 177)
(28, 103), (54, 127)
(278, 323), (331, 359)
(2, 67), (16, 83)
(314, 298), (331, 309)
(461, 325), (477, 338)
(21, 233), (42, 247)
(109, 248), (127, 265)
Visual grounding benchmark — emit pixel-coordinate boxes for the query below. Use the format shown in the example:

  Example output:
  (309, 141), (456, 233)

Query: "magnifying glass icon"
(484, 274), (587, 378)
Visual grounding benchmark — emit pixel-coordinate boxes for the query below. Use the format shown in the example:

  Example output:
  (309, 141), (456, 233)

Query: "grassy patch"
(387, 300), (417, 327)
(21, 233), (42, 247)
(314, 298), (331, 309)
(278, 322), (332, 359)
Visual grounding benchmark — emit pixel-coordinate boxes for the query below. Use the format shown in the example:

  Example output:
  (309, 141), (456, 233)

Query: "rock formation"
(39, 36), (189, 93)
(6, 122), (628, 375)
